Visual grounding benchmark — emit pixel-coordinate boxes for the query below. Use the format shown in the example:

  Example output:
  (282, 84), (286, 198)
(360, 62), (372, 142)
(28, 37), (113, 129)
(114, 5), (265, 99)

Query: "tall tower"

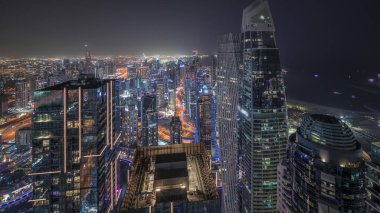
(141, 95), (158, 146)
(216, 33), (241, 213)
(284, 114), (366, 212)
(239, 1), (288, 212)
(196, 85), (213, 155)
(170, 116), (182, 144)
(31, 78), (120, 212)
(15, 80), (29, 109)
(84, 44), (92, 75)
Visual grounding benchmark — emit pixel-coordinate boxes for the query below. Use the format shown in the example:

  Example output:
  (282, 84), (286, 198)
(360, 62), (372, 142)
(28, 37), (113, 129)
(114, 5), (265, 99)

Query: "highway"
(0, 115), (31, 143)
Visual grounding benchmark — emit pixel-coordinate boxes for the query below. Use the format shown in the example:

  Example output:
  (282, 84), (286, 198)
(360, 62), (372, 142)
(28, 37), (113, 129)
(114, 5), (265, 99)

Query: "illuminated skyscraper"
(155, 81), (165, 110)
(283, 114), (366, 212)
(239, 1), (288, 212)
(123, 93), (139, 147)
(196, 85), (213, 155)
(216, 33), (241, 213)
(31, 78), (120, 212)
(16, 80), (29, 109)
(0, 94), (8, 116)
(170, 116), (182, 144)
(366, 142), (380, 213)
(141, 94), (158, 146)
(84, 44), (92, 75)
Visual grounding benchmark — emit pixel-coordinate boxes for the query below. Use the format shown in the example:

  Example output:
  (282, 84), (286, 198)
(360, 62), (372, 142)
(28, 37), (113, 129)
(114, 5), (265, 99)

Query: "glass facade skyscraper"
(366, 142), (380, 213)
(31, 78), (120, 213)
(239, 1), (288, 212)
(216, 33), (241, 213)
(285, 114), (366, 212)
(141, 94), (158, 147)
(170, 116), (182, 144)
(196, 85), (213, 154)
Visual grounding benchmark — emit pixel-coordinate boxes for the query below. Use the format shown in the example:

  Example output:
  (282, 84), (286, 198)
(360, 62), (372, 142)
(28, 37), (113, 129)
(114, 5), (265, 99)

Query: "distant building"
(31, 78), (120, 213)
(137, 66), (150, 80)
(141, 95), (158, 146)
(15, 127), (32, 151)
(366, 142), (380, 212)
(120, 143), (220, 212)
(196, 85), (213, 154)
(278, 114), (366, 213)
(184, 63), (198, 123)
(128, 66), (137, 79)
(170, 116), (182, 144)
(0, 94), (8, 116)
(155, 81), (165, 110)
(124, 96), (139, 147)
(16, 81), (29, 109)
(168, 89), (176, 111)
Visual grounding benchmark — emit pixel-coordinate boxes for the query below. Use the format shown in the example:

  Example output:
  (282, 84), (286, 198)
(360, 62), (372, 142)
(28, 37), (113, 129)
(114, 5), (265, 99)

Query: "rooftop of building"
(299, 114), (358, 151)
(121, 143), (218, 211)
(37, 76), (113, 91)
(310, 114), (340, 124)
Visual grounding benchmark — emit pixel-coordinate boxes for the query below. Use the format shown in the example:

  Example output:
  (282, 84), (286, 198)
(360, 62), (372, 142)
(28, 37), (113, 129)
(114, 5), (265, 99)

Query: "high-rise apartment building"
(123, 94), (139, 148)
(216, 33), (241, 213)
(196, 85), (213, 155)
(31, 78), (120, 212)
(239, 1), (288, 212)
(366, 142), (380, 213)
(169, 116), (182, 144)
(280, 114), (366, 213)
(0, 94), (8, 116)
(141, 95), (158, 146)
(16, 81), (29, 109)
(155, 81), (165, 110)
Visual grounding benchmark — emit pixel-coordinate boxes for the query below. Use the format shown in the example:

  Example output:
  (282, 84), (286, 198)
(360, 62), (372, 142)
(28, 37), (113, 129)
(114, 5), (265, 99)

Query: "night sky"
(0, 0), (378, 58)
(0, 0), (380, 109)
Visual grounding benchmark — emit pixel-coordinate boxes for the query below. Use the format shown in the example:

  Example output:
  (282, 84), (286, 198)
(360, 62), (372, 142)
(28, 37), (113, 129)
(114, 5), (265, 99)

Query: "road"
(175, 87), (195, 143)
(0, 116), (31, 142)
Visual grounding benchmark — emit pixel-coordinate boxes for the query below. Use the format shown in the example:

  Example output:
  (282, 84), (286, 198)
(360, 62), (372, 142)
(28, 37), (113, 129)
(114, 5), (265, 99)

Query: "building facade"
(239, 1), (288, 212)
(366, 142), (380, 213)
(15, 127), (32, 151)
(31, 78), (120, 213)
(16, 80), (29, 109)
(216, 33), (241, 213)
(196, 85), (214, 155)
(281, 114), (366, 213)
(141, 95), (158, 146)
(170, 116), (182, 144)
(0, 94), (8, 116)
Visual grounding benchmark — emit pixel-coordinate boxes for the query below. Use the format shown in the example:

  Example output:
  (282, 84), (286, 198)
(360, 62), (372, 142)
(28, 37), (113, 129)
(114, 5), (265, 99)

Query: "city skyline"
(0, 0), (380, 212)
